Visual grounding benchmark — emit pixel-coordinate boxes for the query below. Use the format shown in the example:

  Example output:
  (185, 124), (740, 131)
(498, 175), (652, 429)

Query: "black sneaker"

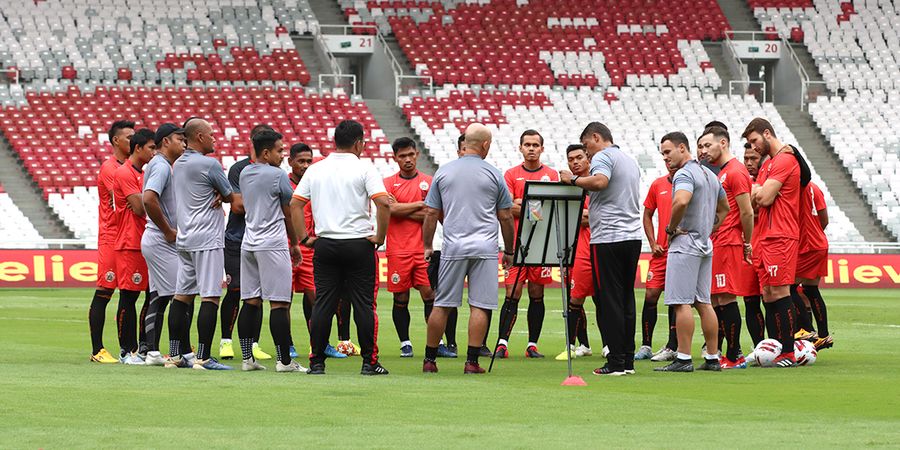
(361, 362), (390, 376)
(592, 365), (626, 376)
(698, 358), (722, 371)
(306, 363), (325, 375)
(654, 358), (694, 372)
(478, 345), (493, 357)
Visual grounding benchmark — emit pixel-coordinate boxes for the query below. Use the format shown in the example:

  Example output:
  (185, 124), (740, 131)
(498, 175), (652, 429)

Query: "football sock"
(804, 286), (829, 337)
(713, 305), (725, 352)
(270, 308), (292, 365)
(116, 289), (140, 354)
(743, 296), (765, 345)
(466, 345), (480, 364)
(182, 301), (194, 353)
(423, 299), (434, 322)
(142, 292), (164, 352)
(167, 300), (189, 357)
(89, 289), (113, 354)
(237, 302), (260, 360)
(566, 301), (580, 346)
(641, 300), (657, 347)
(677, 352), (691, 361)
(392, 298), (411, 343)
(666, 306), (678, 350)
(497, 297), (518, 341)
(220, 289), (240, 340)
(196, 301), (219, 360)
(138, 291), (149, 349)
(153, 295), (170, 351)
(302, 293), (313, 332)
(254, 303), (263, 343)
(526, 297), (544, 343)
(445, 307), (458, 347)
(765, 296), (795, 352)
(576, 304), (590, 348)
(481, 310), (492, 347)
(337, 298), (351, 341)
(721, 302), (742, 361)
(424, 345), (438, 362)
(790, 284), (814, 332)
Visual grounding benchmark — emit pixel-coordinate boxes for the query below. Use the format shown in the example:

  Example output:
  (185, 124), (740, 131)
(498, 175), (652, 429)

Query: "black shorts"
(224, 240), (241, 290)
(427, 250), (440, 290)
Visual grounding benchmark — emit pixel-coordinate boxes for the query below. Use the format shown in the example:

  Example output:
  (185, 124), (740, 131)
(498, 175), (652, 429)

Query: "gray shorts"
(141, 229), (178, 296)
(434, 257), (498, 310)
(240, 248), (292, 302)
(176, 248), (225, 298)
(664, 252), (712, 305)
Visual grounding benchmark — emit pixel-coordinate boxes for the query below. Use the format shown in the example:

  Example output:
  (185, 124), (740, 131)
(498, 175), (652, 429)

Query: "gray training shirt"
(669, 159), (726, 257)
(143, 154), (177, 233)
(588, 145), (642, 244)
(173, 148), (233, 251)
(425, 154), (513, 259)
(239, 163), (293, 251)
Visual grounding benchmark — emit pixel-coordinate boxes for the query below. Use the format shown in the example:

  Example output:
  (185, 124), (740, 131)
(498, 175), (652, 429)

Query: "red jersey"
(113, 160), (145, 251)
(799, 181), (828, 252)
(712, 158), (753, 246)
(289, 176), (315, 238)
(98, 156), (122, 245)
(575, 216), (591, 262)
(757, 151), (800, 241)
(642, 175), (673, 248)
(384, 171), (432, 256)
(505, 163), (559, 237)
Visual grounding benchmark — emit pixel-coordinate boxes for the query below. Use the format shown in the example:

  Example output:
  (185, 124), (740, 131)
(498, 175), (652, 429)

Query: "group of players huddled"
(87, 114), (832, 373)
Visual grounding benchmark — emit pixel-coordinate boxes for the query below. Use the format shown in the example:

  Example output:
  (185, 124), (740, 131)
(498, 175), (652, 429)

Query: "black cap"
(155, 123), (185, 146)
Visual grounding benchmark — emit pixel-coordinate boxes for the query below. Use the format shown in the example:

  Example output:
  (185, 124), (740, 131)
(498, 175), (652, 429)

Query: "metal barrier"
(317, 73), (357, 96)
(728, 79), (767, 103)
(373, 31), (433, 105)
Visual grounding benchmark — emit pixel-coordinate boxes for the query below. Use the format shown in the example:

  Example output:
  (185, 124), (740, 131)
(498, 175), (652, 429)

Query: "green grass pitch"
(0, 288), (898, 448)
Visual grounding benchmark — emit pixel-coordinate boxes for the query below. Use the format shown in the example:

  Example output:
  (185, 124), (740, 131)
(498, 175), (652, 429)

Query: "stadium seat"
(0, 190), (44, 248)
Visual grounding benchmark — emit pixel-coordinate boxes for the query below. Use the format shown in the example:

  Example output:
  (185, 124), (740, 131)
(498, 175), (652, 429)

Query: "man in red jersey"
(744, 118), (802, 367)
(741, 144), (766, 345)
(383, 138), (443, 358)
(554, 145), (594, 361)
(699, 126), (755, 369)
(640, 161), (680, 362)
(792, 180), (833, 350)
(112, 128), (156, 364)
(495, 129), (560, 359)
(89, 120), (135, 363)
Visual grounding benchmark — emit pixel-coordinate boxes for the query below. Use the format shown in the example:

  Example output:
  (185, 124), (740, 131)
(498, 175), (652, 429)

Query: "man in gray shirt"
(236, 129), (305, 373)
(167, 118), (235, 370)
(654, 131), (729, 373)
(422, 123), (516, 374)
(140, 123), (185, 366)
(560, 122), (642, 376)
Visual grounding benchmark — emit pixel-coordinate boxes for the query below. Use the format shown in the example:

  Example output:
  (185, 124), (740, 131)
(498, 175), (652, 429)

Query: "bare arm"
(369, 195), (391, 245)
(756, 178), (783, 207)
(713, 195), (730, 233)
(229, 192), (243, 214)
(290, 197), (310, 245)
(643, 207), (657, 246)
(559, 170), (610, 191)
(498, 207), (515, 268)
(423, 206), (439, 257)
(125, 193), (145, 217)
(143, 190), (176, 243)
(510, 198), (523, 218)
(818, 206), (829, 230)
(580, 209), (589, 228)
(390, 200), (426, 219)
(735, 192), (754, 244)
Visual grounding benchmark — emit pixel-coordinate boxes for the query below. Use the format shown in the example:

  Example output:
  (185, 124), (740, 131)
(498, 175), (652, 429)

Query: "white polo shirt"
(292, 152), (388, 239)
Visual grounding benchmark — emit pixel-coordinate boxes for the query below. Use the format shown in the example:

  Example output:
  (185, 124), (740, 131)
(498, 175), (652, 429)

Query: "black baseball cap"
(155, 123), (185, 146)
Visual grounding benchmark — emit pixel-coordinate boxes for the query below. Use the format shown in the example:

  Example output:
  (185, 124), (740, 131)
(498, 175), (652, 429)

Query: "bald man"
(166, 118), (235, 370)
(422, 123), (516, 374)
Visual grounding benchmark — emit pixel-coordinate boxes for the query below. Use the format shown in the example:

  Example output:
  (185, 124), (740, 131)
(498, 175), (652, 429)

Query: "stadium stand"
(402, 85), (865, 242)
(338, 0), (728, 89)
(0, 0), (314, 84)
(0, 183), (45, 247)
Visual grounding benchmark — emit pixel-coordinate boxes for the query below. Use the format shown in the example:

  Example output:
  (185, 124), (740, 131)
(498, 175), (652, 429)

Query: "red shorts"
(737, 257), (760, 296)
(386, 253), (430, 293)
(504, 266), (552, 287)
(645, 253), (667, 289)
(756, 237), (798, 288)
(116, 249), (148, 291)
(569, 257), (593, 299)
(711, 244), (745, 295)
(96, 242), (118, 289)
(292, 248), (315, 292)
(796, 249), (828, 280)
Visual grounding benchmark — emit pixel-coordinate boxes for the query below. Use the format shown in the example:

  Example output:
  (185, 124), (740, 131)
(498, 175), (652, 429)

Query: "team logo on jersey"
(419, 181), (429, 191)
(719, 173), (728, 183)
(131, 272), (143, 284)
(647, 270), (654, 282)
(104, 271), (115, 282)
(391, 272), (401, 284)
(540, 175), (551, 182)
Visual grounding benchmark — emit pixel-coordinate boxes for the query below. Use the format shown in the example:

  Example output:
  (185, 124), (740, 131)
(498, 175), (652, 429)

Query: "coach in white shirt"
(290, 120), (391, 376)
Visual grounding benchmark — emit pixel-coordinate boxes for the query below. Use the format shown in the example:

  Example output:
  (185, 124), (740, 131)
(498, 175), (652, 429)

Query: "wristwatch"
(665, 226), (675, 237)
(300, 236), (310, 246)
(570, 175), (579, 186)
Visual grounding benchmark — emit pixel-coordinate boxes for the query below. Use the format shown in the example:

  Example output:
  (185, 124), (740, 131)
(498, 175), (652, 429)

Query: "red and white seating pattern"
(402, 86), (864, 242)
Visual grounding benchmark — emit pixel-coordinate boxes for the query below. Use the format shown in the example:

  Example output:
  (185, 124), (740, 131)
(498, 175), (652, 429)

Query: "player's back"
(98, 156), (122, 244)
(225, 157), (251, 245)
(173, 149), (230, 251)
(798, 181), (828, 251)
(588, 146), (642, 243)
(240, 163), (291, 251)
